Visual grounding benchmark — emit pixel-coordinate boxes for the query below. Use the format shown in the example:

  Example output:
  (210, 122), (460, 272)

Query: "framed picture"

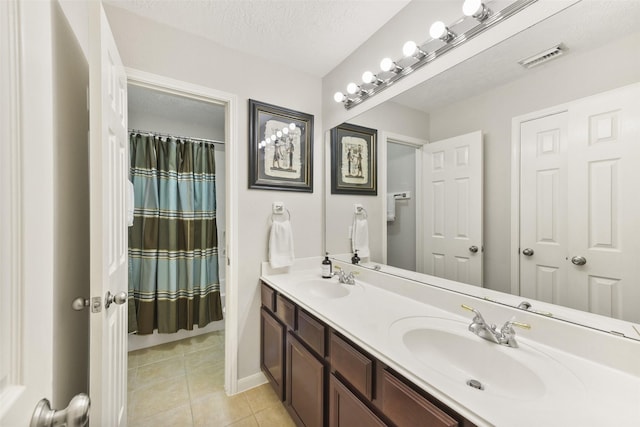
(331, 123), (377, 195)
(248, 99), (314, 192)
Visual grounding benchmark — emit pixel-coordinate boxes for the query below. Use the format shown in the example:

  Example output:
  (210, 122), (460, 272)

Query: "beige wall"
(103, 5), (324, 381)
(52, 1), (91, 405)
(429, 31), (640, 293)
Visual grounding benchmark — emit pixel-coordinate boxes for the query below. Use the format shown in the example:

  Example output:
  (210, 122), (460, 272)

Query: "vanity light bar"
(335, 0), (538, 110)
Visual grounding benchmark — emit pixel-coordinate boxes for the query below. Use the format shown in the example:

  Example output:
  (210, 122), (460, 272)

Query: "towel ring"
(355, 206), (368, 219)
(271, 208), (291, 223)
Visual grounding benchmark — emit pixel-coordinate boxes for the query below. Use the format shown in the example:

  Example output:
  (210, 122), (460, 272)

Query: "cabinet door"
(261, 307), (285, 400)
(329, 374), (385, 427)
(382, 370), (457, 427)
(287, 332), (325, 427)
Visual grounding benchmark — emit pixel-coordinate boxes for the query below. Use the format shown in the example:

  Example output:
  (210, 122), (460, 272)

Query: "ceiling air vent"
(518, 44), (565, 69)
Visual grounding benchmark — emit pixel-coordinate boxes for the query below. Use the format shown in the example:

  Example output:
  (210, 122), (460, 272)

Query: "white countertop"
(261, 258), (640, 427)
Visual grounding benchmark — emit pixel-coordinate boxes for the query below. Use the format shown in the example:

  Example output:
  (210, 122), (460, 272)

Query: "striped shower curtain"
(128, 133), (223, 334)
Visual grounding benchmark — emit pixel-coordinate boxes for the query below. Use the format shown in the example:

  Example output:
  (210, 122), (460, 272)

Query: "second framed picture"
(331, 123), (377, 195)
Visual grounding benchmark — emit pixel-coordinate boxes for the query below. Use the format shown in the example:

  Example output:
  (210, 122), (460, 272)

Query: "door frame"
(510, 103), (570, 297)
(125, 68), (240, 394)
(379, 131), (427, 271)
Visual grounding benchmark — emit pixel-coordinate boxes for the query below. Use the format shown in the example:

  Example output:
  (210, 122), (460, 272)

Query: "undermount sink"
(297, 279), (355, 299)
(389, 317), (584, 401)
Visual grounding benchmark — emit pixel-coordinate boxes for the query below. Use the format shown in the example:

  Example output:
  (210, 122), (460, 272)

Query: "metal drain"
(466, 379), (484, 390)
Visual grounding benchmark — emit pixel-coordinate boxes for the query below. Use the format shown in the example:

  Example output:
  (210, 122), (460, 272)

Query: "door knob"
(104, 291), (127, 309)
(571, 256), (587, 266)
(30, 393), (90, 427)
(71, 297), (89, 311)
(469, 245), (479, 253)
(522, 248), (534, 256)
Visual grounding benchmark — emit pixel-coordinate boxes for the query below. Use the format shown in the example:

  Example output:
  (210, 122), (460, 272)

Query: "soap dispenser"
(322, 252), (332, 278)
(351, 250), (360, 265)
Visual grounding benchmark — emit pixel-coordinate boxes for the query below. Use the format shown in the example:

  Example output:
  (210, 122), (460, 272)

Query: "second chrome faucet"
(333, 265), (358, 285)
(461, 304), (531, 348)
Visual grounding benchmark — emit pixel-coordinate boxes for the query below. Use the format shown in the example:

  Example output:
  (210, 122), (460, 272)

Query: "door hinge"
(91, 296), (102, 313)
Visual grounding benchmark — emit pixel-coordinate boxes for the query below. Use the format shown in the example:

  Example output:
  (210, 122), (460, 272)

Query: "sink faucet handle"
(461, 304), (489, 325)
(501, 318), (531, 332)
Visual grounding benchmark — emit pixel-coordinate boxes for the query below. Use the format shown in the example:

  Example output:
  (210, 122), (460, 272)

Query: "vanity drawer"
(381, 369), (457, 427)
(261, 282), (276, 312)
(276, 293), (296, 330)
(297, 309), (326, 357)
(330, 332), (374, 400)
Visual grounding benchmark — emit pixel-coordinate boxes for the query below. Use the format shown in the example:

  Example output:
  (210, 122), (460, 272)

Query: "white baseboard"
(235, 371), (267, 394)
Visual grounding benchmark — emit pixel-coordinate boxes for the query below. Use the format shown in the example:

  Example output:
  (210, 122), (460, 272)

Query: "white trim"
(124, 68), (241, 395)
(236, 372), (267, 393)
(0, 0), (23, 397)
(510, 103), (571, 297)
(380, 132), (428, 272)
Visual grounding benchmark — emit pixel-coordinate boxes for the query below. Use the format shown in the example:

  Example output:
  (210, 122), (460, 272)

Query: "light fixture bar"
(341, 0), (538, 110)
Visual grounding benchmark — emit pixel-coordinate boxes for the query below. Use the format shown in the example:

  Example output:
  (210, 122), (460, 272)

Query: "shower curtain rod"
(128, 128), (225, 146)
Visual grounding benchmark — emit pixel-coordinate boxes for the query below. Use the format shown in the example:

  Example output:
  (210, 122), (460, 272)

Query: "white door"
(519, 83), (640, 322)
(519, 112), (569, 304)
(565, 84), (640, 321)
(424, 131), (483, 286)
(88, 2), (129, 425)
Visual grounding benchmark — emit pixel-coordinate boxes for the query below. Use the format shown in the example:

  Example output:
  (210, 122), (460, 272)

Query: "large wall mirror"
(324, 0), (640, 339)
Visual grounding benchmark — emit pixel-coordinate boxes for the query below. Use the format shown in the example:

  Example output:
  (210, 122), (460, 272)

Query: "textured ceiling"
(104, 0), (411, 77)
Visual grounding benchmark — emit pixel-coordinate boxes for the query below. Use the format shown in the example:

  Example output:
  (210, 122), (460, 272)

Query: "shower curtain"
(128, 133), (223, 334)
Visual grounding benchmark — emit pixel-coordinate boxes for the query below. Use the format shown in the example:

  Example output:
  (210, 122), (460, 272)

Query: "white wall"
(429, 31), (640, 294)
(103, 5), (323, 381)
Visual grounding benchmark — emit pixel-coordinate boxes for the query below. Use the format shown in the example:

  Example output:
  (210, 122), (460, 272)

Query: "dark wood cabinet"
(329, 374), (385, 427)
(381, 369), (457, 427)
(260, 307), (285, 400)
(260, 282), (477, 427)
(286, 332), (325, 427)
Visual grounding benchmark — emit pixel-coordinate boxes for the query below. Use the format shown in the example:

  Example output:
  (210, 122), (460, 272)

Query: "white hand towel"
(269, 220), (295, 268)
(127, 180), (135, 227)
(351, 217), (370, 258)
(387, 194), (396, 222)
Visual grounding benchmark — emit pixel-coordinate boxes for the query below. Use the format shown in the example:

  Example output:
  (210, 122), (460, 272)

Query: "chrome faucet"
(333, 266), (357, 285)
(461, 304), (531, 348)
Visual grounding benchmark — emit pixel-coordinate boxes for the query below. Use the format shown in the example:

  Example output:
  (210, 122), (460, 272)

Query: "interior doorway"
(125, 68), (240, 402)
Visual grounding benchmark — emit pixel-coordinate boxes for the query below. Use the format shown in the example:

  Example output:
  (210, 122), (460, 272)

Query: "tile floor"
(128, 331), (295, 427)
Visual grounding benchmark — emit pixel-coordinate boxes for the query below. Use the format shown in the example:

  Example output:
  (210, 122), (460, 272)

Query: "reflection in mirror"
(325, 1), (640, 339)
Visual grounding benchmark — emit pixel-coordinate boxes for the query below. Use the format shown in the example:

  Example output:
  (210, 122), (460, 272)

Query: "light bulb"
(346, 82), (359, 95)
(276, 131), (282, 138)
(463, 0), (481, 16)
(282, 127), (289, 135)
(289, 123), (296, 130)
(334, 92), (346, 103)
(380, 57), (394, 72)
(270, 135), (276, 141)
(463, 0), (489, 19)
(403, 41), (417, 57)
(429, 21), (446, 39)
(362, 71), (374, 84)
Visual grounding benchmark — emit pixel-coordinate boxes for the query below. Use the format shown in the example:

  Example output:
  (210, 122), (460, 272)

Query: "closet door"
(519, 83), (640, 322)
(565, 83), (640, 321)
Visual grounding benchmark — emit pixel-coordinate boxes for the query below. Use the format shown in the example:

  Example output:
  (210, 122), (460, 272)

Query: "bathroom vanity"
(260, 258), (640, 427)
